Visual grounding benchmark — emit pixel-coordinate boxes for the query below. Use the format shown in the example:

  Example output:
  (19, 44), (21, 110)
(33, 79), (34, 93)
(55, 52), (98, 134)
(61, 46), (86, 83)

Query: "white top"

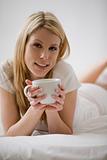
(0, 60), (80, 94)
(0, 60), (80, 135)
(0, 60), (14, 93)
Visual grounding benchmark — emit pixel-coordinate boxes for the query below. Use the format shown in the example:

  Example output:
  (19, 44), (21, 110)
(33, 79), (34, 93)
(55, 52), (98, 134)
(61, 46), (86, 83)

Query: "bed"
(0, 133), (107, 160)
(0, 80), (107, 160)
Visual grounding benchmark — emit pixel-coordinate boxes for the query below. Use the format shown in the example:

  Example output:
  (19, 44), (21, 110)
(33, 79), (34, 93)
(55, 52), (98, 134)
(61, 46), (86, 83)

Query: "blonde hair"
(13, 11), (70, 116)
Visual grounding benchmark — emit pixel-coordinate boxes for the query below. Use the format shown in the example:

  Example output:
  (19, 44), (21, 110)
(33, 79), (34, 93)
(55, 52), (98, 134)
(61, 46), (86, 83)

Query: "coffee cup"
(24, 78), (61, 104)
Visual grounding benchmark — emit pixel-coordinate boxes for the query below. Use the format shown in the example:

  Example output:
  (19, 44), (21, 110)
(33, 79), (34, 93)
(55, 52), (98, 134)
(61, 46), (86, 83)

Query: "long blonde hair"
(13, 11), (70, 116)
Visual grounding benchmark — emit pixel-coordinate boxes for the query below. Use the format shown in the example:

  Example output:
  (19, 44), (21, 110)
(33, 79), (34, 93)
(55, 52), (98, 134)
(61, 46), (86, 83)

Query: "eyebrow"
(33, 39), (43, 44)
(33, 39), (60, 47)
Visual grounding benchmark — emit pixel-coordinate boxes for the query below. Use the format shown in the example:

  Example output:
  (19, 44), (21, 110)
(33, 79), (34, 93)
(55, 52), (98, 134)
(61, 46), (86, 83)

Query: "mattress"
(0, 133), (107, 160)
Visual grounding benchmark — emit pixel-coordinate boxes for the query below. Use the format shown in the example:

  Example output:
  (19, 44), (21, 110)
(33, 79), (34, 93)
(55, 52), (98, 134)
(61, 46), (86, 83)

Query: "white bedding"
(0, 133), (107, 160)
(0, 83), (107, 159)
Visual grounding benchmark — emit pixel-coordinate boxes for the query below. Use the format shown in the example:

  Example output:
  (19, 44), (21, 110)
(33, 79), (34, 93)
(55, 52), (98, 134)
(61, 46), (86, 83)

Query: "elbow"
(66, 128), (73, 135)
(4, 130), (16, 137)
(4, 127), (20, 137)
(2, 126), (15, 137)
(63, 126), (73, 135)
(48, 127), (73, 135)
(70, 127), (73, 134)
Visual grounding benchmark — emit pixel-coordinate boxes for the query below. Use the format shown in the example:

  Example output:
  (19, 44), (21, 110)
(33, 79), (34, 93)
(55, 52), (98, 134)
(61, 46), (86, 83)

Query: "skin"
(24, 28), (77, 134)
(25, 28), (60, 80)
(80, 59), (107, 90)
(24, 28), (64, 111)
(0, 27), (77, 136)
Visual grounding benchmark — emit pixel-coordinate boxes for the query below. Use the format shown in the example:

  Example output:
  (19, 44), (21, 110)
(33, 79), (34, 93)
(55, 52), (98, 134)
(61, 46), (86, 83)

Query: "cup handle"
(24, 85), (32, 97)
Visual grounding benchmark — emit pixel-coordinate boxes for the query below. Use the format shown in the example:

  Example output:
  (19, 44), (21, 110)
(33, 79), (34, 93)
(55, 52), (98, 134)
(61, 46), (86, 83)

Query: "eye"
(49, 46), (57, 51)
(33, 43), (42, 48)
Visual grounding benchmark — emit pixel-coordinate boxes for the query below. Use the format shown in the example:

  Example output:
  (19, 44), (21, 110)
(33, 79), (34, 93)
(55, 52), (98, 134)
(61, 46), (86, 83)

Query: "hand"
(24, 79), (47, 110)
(46, 84), (65, 111)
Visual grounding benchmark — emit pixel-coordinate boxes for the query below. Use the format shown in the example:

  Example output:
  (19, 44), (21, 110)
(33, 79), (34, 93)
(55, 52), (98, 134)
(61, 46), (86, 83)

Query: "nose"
(40, 50), (49, 60)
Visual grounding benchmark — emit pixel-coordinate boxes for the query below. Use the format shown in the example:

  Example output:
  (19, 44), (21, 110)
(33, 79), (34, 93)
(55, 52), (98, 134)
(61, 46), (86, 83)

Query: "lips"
(34, 62), (49, 68)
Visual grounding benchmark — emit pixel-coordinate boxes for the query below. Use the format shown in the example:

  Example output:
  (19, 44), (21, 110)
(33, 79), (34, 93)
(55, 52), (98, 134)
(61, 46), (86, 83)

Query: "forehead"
(29, 27), (61, 45)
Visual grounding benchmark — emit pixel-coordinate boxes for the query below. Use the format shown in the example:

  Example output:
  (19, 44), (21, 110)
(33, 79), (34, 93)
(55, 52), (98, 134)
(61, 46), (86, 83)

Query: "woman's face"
(25, 27), (61, 80)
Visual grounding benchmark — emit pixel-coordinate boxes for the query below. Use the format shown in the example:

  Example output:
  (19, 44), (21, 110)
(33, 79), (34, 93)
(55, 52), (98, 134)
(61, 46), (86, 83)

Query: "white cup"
(24, 78), (61, 104)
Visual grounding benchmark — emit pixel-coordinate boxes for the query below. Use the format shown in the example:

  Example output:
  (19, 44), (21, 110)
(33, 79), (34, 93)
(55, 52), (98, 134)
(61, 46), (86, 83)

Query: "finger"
(58, 84), (64, 90)
(55, 89), (65, 99)
(49, 103), (63, 111)
(27, 93), (46, 101)
(25, 86), (41, 98)
(25, 79), (32, 85)
(31, 104), (46, 110)
(30, 88), (43, 98)
(52, 95), (64, 105)
(30, 100), (38, 106)
(28, 87), (40, 95)
(45, 105), (57, 111)
(55, 86), (65, 97)
(30, 94), (47, 105)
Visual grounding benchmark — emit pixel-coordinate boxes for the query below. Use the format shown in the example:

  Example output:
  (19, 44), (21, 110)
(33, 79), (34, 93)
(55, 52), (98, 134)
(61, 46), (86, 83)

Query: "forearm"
(6, 106), (44, 136)
(46, 110), (72, 134)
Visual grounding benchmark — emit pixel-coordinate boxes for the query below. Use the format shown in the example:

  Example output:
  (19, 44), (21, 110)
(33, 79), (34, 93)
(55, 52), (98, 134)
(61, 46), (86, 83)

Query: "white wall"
(0, 0), (107, 77)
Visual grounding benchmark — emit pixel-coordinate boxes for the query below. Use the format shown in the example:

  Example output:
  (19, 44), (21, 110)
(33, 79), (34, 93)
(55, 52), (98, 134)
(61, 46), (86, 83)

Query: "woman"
(0, 11), (80, 136)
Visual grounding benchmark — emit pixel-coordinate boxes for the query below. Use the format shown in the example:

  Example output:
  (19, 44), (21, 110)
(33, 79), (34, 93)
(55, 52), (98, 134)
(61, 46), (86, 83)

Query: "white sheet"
(0, 134), (107, 160)
(0, 84), (107, 160)
(73, 83), (107, 134)
(1, 83), (107, 136)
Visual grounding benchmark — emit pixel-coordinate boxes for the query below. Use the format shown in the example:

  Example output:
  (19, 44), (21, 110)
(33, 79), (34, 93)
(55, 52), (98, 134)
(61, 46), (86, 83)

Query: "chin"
(31, 67), (53, 79)
(32, 72), (48, 79)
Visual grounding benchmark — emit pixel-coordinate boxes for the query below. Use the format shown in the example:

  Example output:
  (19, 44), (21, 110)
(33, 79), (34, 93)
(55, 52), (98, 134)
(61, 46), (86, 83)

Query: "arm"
(80, 59), (107, 83)
(45, 90), (77, 134)
(0, 87), (45, 136)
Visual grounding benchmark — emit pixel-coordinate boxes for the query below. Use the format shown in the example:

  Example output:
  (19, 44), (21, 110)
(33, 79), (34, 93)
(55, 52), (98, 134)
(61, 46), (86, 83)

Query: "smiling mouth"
(34, 62), (49, 68)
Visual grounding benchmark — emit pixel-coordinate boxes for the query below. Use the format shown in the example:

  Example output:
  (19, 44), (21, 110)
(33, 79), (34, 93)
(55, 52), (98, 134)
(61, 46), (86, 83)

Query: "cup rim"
(32, 78), (61, 84)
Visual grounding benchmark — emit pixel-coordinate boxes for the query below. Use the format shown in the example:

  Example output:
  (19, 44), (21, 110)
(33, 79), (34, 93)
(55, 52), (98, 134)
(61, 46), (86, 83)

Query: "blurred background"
(0, 0), (107, 78)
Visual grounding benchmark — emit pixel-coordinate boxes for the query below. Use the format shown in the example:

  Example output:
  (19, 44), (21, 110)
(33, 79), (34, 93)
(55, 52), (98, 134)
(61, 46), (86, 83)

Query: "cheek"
(24, 50), (29, 63)
(52, 53), (59, 62)
(24, 47), (32, 65)
(25, 46), (34, 60)
(50, 54), (58, 67)
(50, 55), (58, 64)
